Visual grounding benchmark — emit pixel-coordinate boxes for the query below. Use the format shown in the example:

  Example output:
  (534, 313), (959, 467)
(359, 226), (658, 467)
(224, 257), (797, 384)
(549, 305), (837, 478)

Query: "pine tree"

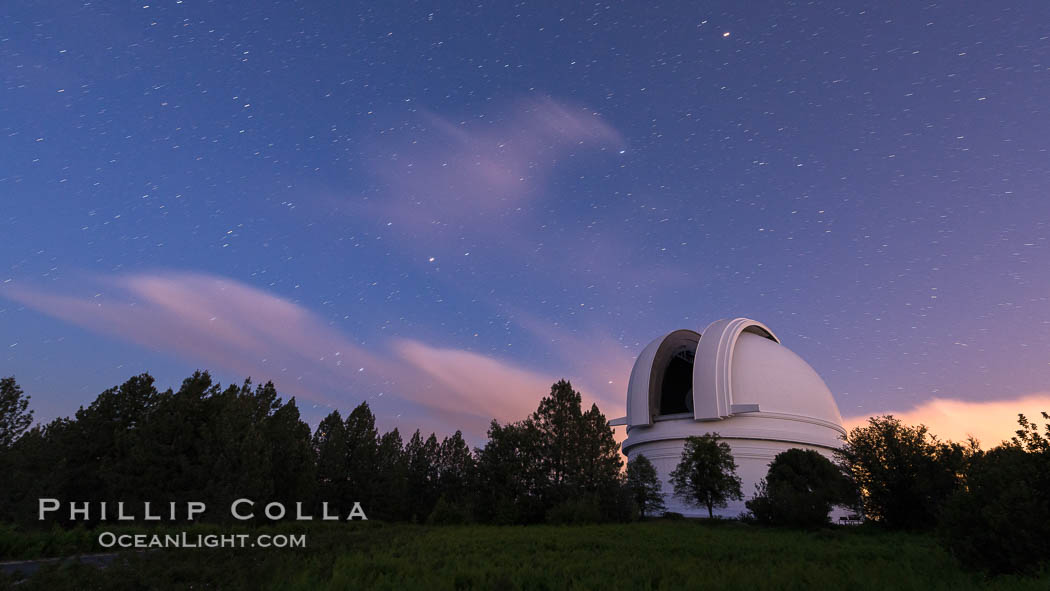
(0, 376), (33, 449)
(313, 410), (348, 511)
(344, 402), (379, 511)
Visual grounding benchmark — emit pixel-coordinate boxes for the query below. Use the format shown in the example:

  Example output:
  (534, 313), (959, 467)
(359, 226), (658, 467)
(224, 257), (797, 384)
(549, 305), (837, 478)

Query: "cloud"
(392, 339), (556, 424)
(843, 393), (1050, 447)
(2, 273), (389, 406)
(510, 312), (634, 412)
(2, 272), (635, 439)
(22, 271), (1050, 454)
(367, 95), (624, 235)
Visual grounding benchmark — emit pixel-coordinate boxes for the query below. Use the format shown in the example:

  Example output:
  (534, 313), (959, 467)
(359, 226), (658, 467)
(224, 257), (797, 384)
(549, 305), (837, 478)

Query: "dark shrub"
(746, 448), (855, 528)
(426, 495), (471, 526)
(938, 413), (1050, 574)
(837, 416), (970, 529)
(545, 496), (603, 525)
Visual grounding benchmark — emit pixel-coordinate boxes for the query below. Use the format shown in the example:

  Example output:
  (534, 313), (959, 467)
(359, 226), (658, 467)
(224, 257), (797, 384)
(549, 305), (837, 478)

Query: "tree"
(836, 415), (969, 529)
(626, 454), (665, 518)
(405, 430), (441, 522)
(436, 430), (476, 508)
(313, 410), (348, 510)
(371, 428), (408, 521)
(61, 373), (164, 509)
(1, 420), (67, 524)
(530, 381), (624, 518)
(0, 376), (34, 449)
(745, 448), (856, 528)
(196, 380), (275, 517)
(344, 402), (379, 511)
(474, 419), (544, 524)
(264, 394), (315, 508)
(530, 380), (584, 504)
(576, 402), (626, 503)
(475, 380), (626, 524)
(1012, 411), (1050, 453)
(939, 412), (1050, 574)
(669, 433), (742, 518)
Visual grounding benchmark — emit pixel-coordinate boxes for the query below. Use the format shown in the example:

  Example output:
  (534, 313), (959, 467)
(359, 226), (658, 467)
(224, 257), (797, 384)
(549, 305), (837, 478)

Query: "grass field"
(2, 521), (1047, 590)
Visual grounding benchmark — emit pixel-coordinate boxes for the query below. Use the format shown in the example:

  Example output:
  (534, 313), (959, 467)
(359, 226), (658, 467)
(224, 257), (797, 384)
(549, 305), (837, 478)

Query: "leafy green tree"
(0, 419), (69, 524)
(530, 381), (624, 518)
(60, 373), (164, 510)
(836, 415), (969, 529)
(474, 380), (625, 524)
(344, 402), (379, 511)
(939, 412), (1050, 574)
(264, 394), (315, 508)
(0, 376), (33, 449)
(1, 371), (322, 526)
(136, 371), (221, 508)
(197, 380), (275, 517)
(531, 380), (584, 503)
(669, 433), (742, 518)
(474, 418), (547, 524)
(626, 454), (665, 518)
(405, 429), (441, 522)
(372, 428), (408, 520)
(746, 448), (856, 528)
(544, 494), (604, 524)
(1012, 411), (1050, 453)
(426, 494), (472, 525)
(436, 430), (476, 508)
(576, 402), (626, 513)
(313, 410), (348, 511)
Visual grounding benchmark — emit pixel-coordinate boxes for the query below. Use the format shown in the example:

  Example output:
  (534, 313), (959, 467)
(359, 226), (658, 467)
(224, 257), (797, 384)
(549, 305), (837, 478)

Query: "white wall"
(628, 436), (845, 519)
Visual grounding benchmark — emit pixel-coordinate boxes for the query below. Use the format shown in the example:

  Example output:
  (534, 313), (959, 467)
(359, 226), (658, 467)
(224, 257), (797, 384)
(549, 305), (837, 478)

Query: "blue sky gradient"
(3, 1), (1049, 443)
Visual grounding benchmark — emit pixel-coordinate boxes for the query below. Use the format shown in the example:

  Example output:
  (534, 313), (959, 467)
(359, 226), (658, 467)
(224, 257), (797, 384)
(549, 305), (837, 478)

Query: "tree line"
(692, 412), (1049, 575)
(0, 374), (628, 526)
(1, 373), (1047, 574)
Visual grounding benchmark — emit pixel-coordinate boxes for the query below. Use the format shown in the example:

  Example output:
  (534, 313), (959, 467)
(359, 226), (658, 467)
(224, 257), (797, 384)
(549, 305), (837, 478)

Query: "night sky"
(3, 1), (1049, 444)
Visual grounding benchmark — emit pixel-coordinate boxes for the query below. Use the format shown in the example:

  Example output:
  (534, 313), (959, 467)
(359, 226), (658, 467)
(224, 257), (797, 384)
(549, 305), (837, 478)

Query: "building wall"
(624, 417), (847, 519)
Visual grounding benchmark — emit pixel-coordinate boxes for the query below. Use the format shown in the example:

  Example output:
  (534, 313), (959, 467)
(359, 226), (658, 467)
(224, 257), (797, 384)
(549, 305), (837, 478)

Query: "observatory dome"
(611, 318), (847, 518)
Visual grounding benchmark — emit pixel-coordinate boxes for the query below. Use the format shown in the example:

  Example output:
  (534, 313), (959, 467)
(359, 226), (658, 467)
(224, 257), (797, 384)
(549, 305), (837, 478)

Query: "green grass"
(2, 521), (1047, 590)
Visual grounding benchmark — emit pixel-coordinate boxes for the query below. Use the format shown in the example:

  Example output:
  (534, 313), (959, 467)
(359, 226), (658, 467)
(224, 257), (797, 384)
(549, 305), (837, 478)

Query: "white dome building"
(608, 318), (847, 518)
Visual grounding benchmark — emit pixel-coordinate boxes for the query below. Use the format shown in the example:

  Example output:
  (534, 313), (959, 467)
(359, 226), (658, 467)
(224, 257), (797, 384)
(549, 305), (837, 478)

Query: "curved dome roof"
(731, 332), (843, 426)
(624, 318), (843, 429)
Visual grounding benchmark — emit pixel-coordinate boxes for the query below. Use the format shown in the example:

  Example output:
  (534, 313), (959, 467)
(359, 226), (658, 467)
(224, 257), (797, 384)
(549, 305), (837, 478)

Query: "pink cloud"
(2, 273), (389, 406)
(391, 336), (632, 448)
(509, 312), (635, 413)
(392, 339), (556, 423)
(368, 95), (624, 232)
(843, 393), (1050, 448)
(2, 272), (636, 440)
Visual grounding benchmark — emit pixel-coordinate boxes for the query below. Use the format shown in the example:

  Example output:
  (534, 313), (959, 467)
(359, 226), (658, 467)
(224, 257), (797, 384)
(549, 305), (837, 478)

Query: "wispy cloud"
(367, 95), (624, 237)
(843, 393), (1050, 447)
(2, 273), (388, 407)
(2, 272), (634, 438)
(510, 312), (634, 412)
(392, 339), (556, 423)
(16, 272), (1048, 450)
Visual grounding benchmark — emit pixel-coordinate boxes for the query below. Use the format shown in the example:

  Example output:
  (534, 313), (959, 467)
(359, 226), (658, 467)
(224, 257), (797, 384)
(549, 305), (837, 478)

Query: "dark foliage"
(939, 413), (1050, 574)
(473, 380), (626, 524)
(836, 415), (973, 530)
(669, 433), (743, 518)
(625, 454), (665, 518)
(0, 374), (627, 529)
(746, 448), (856, 528)
(0, 376), (33, 449)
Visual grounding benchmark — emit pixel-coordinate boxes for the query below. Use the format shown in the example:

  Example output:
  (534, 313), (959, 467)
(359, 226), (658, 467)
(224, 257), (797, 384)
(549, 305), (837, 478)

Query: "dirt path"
(0, 552), (122, 577)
